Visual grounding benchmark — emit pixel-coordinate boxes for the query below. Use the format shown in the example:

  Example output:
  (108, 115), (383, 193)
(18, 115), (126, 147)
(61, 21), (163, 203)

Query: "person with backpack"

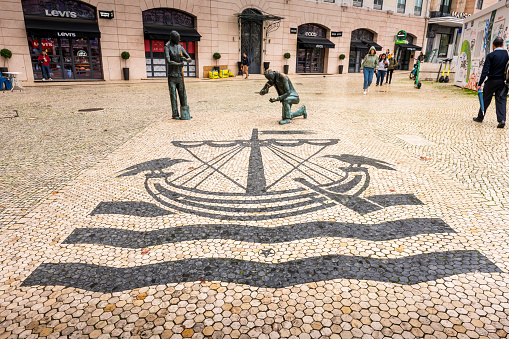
(360, 46), (378, 95)
(474, 37), (508, 128)
(241, 53), (250, 79)
(376, 53), (388, 87)
(386, 54), (398, 84)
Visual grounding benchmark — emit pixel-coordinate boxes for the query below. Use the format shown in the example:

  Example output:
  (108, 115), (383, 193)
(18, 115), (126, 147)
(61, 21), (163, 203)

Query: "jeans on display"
(41, 65), (50, 80)
(363, 67), (375, 90)
(376, 70), (386, 86)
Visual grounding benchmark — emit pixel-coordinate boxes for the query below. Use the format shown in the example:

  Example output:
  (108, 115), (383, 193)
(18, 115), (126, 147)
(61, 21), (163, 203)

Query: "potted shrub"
(213, 53), (221, 71)
(283, 53), (291, 74)
(338, 54), (346, 74)
(121, 51), (130, 80)
(0, 48), (12, 73)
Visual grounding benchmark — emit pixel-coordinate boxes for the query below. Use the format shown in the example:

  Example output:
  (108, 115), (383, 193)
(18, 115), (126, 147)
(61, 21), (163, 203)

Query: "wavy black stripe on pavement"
(62, 218), (455, 248)
(21, 250), (501, 292)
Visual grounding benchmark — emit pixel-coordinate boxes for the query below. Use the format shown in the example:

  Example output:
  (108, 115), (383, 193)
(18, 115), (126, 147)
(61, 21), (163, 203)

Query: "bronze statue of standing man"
(259, 70), (307, 124)
(165, 30), (192, 120)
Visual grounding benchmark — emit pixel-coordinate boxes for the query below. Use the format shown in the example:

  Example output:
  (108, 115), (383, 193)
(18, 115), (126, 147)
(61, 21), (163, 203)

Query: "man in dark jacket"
(241, 53), (250, 79)
(474, 37), (508, 128)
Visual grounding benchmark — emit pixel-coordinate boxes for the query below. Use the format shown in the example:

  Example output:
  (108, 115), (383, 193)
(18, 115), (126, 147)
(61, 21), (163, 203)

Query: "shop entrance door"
(241, 8), (262, 74)
(296, 48), (325, 73)
(28, 37), (103, 80)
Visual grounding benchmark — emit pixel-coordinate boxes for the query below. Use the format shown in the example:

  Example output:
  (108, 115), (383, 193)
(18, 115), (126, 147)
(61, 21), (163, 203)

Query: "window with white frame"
(374, 0), (383, 10)
(476, 0), (483, 9)
(397, 0), (406, 13)
(353, 0), (363, 7)
(414, 0), (422, 15)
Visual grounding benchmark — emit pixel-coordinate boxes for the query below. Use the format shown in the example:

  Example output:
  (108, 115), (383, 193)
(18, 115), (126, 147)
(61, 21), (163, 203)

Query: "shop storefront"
(349, 29), (382, 73)
(22, 0), (103, 81)
(143, 8), (200, 78)
(296, 24), (334, 73)
(394, 31), (422, 70)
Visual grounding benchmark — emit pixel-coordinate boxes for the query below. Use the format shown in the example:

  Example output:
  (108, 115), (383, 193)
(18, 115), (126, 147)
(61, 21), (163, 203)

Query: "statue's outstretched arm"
(181, 47), (192, 62)
(259, 82), (272, 95)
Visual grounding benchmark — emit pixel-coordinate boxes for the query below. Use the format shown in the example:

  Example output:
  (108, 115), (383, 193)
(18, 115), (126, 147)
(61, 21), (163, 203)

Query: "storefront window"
(438, 34), (450, 57)
(145, 40), (196, 78)
(28, 36), (103, 80)
(296, 24), (329, 73)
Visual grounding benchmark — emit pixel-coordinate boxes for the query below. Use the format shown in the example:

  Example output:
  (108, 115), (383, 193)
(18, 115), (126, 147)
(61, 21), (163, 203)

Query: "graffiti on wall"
(454, 10), (509, 88)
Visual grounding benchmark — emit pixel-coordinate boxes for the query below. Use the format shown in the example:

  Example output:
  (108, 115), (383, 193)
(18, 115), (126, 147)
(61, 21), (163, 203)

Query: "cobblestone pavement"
(1, 74), (509, 338)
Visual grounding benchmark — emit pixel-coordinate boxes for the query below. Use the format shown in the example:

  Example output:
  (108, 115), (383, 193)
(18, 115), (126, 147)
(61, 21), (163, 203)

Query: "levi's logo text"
(45, 9), (77, 18)
(57, 32), (76, 37)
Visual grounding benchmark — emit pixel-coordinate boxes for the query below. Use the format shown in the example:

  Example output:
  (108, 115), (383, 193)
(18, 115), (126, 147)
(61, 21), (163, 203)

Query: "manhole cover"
(78, 108), (104, 112)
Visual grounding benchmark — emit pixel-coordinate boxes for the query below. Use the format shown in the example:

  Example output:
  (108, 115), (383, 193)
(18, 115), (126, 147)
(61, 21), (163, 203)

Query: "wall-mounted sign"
(396, 30), (407, 41)
(21, 0), (97, 20)
(395, 30), (407, 44)
(99, 10), (114, 19)
(45, 10), (77, 18)
(450, 11), (471, 19)
(331, 31), (343, 37)
(290, 28), (297, 34)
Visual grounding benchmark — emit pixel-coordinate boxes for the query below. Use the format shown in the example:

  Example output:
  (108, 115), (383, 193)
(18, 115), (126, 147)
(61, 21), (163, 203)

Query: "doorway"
(241, 8), (263, 74)
(28, 36), (103, 80)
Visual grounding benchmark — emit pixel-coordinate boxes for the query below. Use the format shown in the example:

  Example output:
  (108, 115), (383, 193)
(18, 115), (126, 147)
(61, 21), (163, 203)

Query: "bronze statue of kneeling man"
(259, 70), (307, 125)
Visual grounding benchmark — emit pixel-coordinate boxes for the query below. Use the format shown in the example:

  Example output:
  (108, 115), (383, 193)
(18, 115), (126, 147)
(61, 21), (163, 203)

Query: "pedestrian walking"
(361, 46), (378, 95)
(473, 37), (508, 128)
(38, 50), (52, 81)
(241, 53), (250, 79)
(376, 53), (388, 86)
(386, 54), (398, 84)
(417, 52), (425, 62)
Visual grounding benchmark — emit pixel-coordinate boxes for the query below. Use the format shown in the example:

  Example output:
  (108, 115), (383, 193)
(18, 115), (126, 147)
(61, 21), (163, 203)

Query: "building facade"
(0, 0), (428, 82)
(425, 0), (499, 62)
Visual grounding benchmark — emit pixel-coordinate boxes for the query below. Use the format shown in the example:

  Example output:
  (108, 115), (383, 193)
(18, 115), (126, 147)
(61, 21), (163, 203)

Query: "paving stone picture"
(3, 76), (509, 338)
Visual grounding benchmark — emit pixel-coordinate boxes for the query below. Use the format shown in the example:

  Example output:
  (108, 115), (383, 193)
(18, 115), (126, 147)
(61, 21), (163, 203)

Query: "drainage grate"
(78, 108), (104, 112)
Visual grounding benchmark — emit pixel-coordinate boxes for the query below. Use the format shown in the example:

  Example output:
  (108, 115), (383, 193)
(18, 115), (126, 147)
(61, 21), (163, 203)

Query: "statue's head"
(170, 30), (181, 44)
(264, 69), (277, 81)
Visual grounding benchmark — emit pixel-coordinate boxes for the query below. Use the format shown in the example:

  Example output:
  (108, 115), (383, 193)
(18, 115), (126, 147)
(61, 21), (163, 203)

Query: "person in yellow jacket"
(386, 53), (398, 84)
(360, 47), (379, 95)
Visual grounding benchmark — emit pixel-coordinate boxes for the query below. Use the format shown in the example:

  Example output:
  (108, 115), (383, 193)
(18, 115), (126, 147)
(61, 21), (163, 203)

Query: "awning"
(350, 41), (368, 50)
(398, 43), (422, 51)
(143, 24), (201, 41)
(24, 16), (100, 38)
(362, 40), (383, 51)
(297, 37), (335, 49)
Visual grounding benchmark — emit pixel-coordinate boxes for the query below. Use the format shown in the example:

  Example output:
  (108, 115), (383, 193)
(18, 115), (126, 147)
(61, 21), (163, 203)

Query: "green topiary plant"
(339, 54), (346, 60)
(1, 48), (12, 67)
(213, 52), (221, 67)
(284, 52), (291, 59)
(121, 51), (130, 60)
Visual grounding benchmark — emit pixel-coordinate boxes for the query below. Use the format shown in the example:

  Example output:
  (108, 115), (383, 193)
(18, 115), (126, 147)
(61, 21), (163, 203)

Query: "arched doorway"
(241, 8), (263, 74)
(142, 8), (200, 78)
(395, 34), (420, 70)
(349, 29), (380, 73)
(296, 24), (334, 73)
(22, 0), (103, 80)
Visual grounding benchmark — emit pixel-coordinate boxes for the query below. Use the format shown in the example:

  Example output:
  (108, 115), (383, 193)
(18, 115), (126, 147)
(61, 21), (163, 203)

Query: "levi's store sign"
(21, 0), (97, 20)
(45, 10), (77, 18)
(31, 39), (54, 49)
